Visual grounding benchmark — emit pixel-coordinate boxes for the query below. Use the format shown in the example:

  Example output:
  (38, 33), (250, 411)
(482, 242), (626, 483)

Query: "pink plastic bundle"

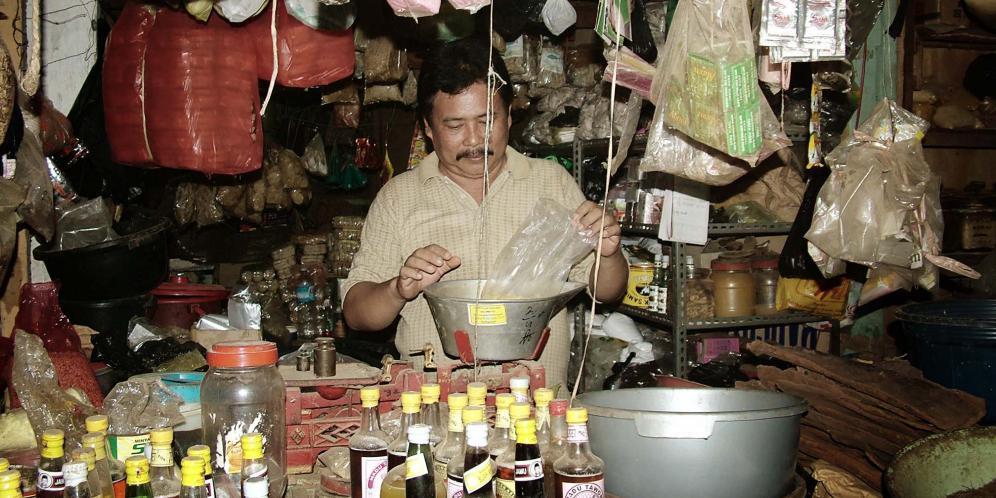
(386, 0), (440, 18)
(447, 0), (490, 14)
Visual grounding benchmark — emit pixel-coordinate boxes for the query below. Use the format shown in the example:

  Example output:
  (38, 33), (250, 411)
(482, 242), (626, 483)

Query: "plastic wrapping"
(542, 0), (576, 36)
(213, 0), (266, 22)
(15, 282), (81, 353)
(248, 2), (354, 88)
(14, 112), (54, 241)
(602, 47), (655, 100)
(651, 0), (788, 163)
(641, 114), (749, 186)
(0, 179), (25, 278)
(504, 35), (539, 83)
(780, 167), (831, 279)
(286, 0), (356, 30)
(321, 82), (360, 104)
(363, 37), (407, 84)
(482, 198), (595, 299)
(0, 409), (37, 451)
(54, 198), (119, 251)
(775, 276), (850, 319)
(387, 0), (439, 18)
(537, 39), (567, 89)
(364, 84), (403, 104)
(102, 2), (156, 165)
(334, 104), (361, 128)
(11, 333), (97, 450)
(577, 86), (636, 141)
(448, 0), (489, 13)
(104, 380), (185, 435)
(301, 133), (329, 176)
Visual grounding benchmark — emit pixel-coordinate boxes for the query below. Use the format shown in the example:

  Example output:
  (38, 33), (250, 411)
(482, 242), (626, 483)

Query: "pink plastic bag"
(447, 0), (489, 13)
(386, 0), (440, 18)
(102, 2), (157, 165)
(14, 282), (81, 353)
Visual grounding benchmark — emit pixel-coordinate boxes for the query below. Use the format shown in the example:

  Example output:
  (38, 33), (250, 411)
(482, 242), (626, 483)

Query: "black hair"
(416, 39), (513, 125)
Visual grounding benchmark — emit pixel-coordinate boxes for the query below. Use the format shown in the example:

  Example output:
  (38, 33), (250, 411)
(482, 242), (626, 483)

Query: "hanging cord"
(259, 0), (278, 116)
(571, 29), (621, 404)
(20, 0), (40, 96)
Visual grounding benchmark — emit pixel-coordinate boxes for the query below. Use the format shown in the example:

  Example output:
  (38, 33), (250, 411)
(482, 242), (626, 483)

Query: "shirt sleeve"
(342, 182), (404, 301)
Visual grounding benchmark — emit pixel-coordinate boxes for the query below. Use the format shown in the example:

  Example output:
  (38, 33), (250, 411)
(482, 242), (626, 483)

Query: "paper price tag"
(468, 304), (507, 326)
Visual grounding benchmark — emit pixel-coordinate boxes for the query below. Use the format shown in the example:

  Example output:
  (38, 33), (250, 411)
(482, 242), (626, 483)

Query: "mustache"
(456, 148), (495, 160)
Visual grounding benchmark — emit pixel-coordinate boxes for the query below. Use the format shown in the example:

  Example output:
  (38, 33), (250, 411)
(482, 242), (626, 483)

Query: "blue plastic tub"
(896, 300), (996, 424)
(160, 372), (205, 404)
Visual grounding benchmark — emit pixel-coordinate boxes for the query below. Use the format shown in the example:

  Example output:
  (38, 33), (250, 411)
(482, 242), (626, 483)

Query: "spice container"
(201, 341), (286, 498)
(752, 256), (779, 316)
(624, 262), (655, 308)
(685, 265), (714, 320)
(711, 258), (755, 318)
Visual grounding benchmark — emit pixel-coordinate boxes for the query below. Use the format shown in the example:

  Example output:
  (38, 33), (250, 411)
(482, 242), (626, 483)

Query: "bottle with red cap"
(200, 341), (285, 498)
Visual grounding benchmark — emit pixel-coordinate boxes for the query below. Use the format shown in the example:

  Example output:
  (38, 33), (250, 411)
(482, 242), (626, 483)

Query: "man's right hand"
(394, 244), (462, 301)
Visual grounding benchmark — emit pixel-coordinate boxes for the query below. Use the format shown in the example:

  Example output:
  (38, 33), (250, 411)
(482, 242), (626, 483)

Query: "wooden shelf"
(917, 26), (996, 50)
(923, 129), (996, 149)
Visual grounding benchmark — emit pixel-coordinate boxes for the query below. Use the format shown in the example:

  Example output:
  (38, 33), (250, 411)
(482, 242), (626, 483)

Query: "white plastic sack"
(447, 0), (489, 14)
(387, 0), (440, 18)
(213, 0), (267, 22)
(285, 0), (357, 30)
(542, 0), (576, 35)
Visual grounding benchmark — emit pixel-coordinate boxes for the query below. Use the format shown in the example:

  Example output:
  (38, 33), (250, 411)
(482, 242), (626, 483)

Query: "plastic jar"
(685, 267), (714, 320)
(752, 257), (779, 316)
(711, 258), (755, 318)
(200, 341), (286, 498)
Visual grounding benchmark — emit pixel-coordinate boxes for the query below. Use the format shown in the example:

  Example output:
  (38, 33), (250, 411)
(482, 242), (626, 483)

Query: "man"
(342, 39), (628, 387)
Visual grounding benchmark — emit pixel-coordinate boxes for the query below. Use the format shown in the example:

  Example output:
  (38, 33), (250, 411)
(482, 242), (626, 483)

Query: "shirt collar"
(416, 146), (532, 184)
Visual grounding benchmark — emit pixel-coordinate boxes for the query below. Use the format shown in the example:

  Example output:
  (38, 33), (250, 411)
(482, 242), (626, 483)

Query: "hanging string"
(259, 0), (279, 116)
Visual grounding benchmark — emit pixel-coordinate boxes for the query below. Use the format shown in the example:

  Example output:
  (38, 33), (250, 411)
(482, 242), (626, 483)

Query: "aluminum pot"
(886, 426), (996, 498)
(579, 388), (807, 498)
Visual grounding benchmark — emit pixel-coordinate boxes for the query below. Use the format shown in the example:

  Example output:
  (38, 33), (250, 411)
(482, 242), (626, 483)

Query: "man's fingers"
(399, 266), (423, 281)
(423, 244), (454, 261)
(405, 256), (439, 275)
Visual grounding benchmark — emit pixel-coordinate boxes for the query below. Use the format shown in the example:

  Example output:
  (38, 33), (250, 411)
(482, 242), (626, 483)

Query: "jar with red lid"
(710, 258), (755, 318)
(752, 256), (780, 315)
(200, 341), (285, 498)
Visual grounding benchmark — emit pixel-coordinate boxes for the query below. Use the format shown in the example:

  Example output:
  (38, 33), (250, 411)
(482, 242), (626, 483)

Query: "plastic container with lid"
(711, 258), (755, 318)
(752, 256), (780, 316)
(200, 341), (285, 498)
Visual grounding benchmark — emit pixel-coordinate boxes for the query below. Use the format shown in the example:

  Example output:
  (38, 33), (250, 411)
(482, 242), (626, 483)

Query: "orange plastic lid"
(207, 341), (278, 368)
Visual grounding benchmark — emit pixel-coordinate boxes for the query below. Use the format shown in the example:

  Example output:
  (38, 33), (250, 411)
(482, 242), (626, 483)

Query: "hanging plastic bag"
(213, 0), (267, 23)
(301, 132), (329, 176)
(285, 0), (357, 30)
(15, 282), (82, 353)
(542, 0), (576, 36)
(387, 0), (440, 18)
(482, 198), (596, 299)
(650, 0), (788, 163)
(447, 0), (489, 14)
(641, 106), (747, 186)
(102, 2), (157, 166)
(364, 37), (407, 84)
(536, 38), (567, 89)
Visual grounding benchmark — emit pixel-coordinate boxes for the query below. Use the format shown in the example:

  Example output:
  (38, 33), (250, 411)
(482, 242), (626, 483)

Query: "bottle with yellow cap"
(466, 383), (487, 409)
(0, 468), (22, 498)
(72, 447), (104, 498)
(494, 403), (532, 498)
(512, 420), (543, 498)
(388, 391), (422, 471)
(62, 461), (92, 498)
(239, 434), (267, 498)
(178, 458), (206, 498)
(83, 432), (116, 498)
(349, 386), (389, 498)
(38, 429), (67, 498)
(419, 384), (445, 448)
(445, 405), (485, 498)
(148, 428), (180, 498)
(488, 394), (515, 460)
(124, 457), (152, 498)
(542, 401), (569, 498)
(431, 392), (467, 490)
(532, 389), (554, 455)
(85, 415), (127, 498)
(552, 408), (603, 498)
(508, 378), (530, 405)
(185, 447), (213, 498)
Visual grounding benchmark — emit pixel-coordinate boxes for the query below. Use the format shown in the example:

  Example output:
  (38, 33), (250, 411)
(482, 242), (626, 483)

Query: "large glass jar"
(711, 258), (755, 318)
(201, 341), (286, 498)
(752, 256), (779, 316)
(684, 267), (714, 320)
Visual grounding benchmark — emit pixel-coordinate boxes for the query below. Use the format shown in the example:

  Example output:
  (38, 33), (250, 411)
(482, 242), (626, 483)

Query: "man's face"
(424, 81), (511, 181)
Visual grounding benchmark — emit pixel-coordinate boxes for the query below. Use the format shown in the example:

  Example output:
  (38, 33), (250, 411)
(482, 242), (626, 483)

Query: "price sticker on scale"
(467, 304), (508, 326)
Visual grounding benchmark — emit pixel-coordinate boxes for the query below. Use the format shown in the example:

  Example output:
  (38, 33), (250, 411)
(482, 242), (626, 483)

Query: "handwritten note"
(658, 177), (709, 245)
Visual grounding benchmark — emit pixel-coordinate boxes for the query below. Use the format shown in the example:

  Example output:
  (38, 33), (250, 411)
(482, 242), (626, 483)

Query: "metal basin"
(423, 279), (585, 361)
(578, 388), (807, 498)
(886, 426), (996, 498)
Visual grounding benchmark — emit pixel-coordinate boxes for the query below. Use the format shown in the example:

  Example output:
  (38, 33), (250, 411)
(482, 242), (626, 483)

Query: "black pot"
(34, 214), (170, 300)
(60, 293), (152, 339)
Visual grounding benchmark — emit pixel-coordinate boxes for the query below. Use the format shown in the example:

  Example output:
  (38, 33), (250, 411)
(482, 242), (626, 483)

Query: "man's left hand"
(572, 200), (621, 258)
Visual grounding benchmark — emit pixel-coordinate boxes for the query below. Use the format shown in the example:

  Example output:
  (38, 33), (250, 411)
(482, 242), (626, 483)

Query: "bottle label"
(514, 458), (543, 481)
(463, 459), (494, 494)
(405, 455), (428, 479)
(37, 469), (65, 491)
(360, 456), (387, 498)
(536, 409), (550, 430)
(150, 447), (173, 467)
(495, 478), (515, 498)
(495, 411), (510, 429)
(562, 479), (605, 498)
(511, 391), (529, 404)
(567, 425), (589, 443)
(433, 461), (449, 479)
(205, 477), (215, 498)
(108, 434), (151, 463)
(446, 477), (463, 498)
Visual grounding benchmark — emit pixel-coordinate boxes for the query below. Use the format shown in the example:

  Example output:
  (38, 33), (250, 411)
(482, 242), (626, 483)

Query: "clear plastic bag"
(15, 282), (82, 353)
(537, 39), (566, 89)
(386, 0), (440, 18)
(54, 198), (119, 251)
(482, 198), (595, 299)
(104, 380), (185, 435)
(0, 179), (24, 278)
(301, 133), (329, 177)
(541, 0), (576, 36)
(650, 0), (788, 163)
(363, 37), (407, 84)
(447, 0), (490, 14)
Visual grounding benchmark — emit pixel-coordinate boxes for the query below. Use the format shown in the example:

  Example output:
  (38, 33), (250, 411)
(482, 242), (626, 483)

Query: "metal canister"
(624, 262), (655, 308)
(296, 352), (311, 371)
(313, 337), (337, 377)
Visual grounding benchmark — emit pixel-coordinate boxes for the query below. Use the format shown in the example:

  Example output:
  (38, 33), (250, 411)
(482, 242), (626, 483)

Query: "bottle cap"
(466, 382), (487, 403)
(0, 470), (19, 490)
(150, 427), (173, 445)
(465, 422), (488, 447)
(41, 430), (64, 445)
(359, 386), (380, 404)
(495, 393), (514, 410)
(566, 407), (589, 424)
(207, 341), (278, 368)
(76, 448), (96, 470)
(462, 405), (485, 424)
(419, 383), (440, 403)
(533, 388), (554, 407)
(0, 459), (7, 474)
(447, 393), (468, 410)
(549, 399), (569, 417)
(241, 433), (264, 460)
(515, 419), (537, 444)
(85, 415), (109, 433)
(180, 457), (205, 487)
(62, 462), (88, 486)
(125, 456), (150, 485)
(400, 391), (422, 413)
(509, 377), (530, 389)
(187, 446), (212, 476)
(407, 424), (430, 445)
(509, 402), (531, 421)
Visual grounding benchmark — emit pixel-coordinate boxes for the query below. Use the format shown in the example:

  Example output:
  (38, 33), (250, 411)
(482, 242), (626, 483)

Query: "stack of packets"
(272, 245), (297, 282)
(760, 0), (847, 62)
(295, 233), (329, 267)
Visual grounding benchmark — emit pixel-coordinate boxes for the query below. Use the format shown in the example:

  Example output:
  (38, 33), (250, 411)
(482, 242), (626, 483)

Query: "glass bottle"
(420, 384), (445, 449)
(461, 422), (494, 498)
(495, 403), (532, 498)
(508, 378), (530, 405)
(83, 433), (115, 498)
(553, 408), (604, 498)
(179, 458), (206, 498)
(350, 386), (390, 498)
(404, 425), (434, 498)
(432, 393), (468, 489)
(0, 469), (21, 498)
(533, 389), (554, 456)
(466, 383), (487, 409)
(446, 406), (485, 498)
(85, 416), (126, 498)
(63, 462), (92, 498)
(185, 447), (213, 498)
(647, 254), (662, 313)
(148, 429), (180, 498)
(240, 434), (267, 498)
(72, 448), (104, 498)
(545, 401), (568, 476)
(388, 391), (422, 471)
(124, 457), (152, 498)
(38, 429), (67, 498)
(513, 420), (543, 498)
(488, 394), (515, 460)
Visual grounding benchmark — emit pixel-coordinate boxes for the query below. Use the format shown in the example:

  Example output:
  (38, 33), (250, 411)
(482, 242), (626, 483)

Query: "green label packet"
(679, 54), (762, 157)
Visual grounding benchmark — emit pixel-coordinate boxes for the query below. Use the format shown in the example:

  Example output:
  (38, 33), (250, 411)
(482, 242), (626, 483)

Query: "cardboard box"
(915, 0), (971, 28)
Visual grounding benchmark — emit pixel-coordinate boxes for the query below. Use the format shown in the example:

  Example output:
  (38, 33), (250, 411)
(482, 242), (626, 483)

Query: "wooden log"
(800, 426), (882, 491)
